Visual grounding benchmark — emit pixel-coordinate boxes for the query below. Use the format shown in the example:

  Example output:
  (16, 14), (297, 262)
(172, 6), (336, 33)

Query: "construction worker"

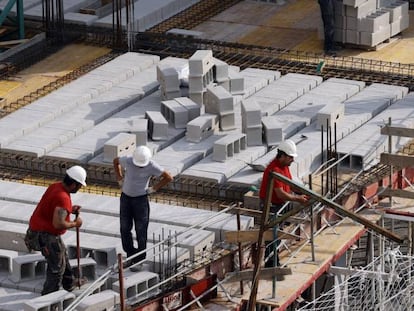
(318, 0), (338, 56)
(113, 145), (173, 271)
(259, 139), (309, 267)
(24, 165), (87, 295)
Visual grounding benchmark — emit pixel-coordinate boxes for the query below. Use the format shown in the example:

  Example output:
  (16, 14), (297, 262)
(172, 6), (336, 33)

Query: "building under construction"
(0, 0), (414, 310)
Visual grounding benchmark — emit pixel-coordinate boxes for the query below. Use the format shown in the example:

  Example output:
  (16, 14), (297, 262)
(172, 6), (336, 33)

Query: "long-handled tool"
(74, 208), (81, 289)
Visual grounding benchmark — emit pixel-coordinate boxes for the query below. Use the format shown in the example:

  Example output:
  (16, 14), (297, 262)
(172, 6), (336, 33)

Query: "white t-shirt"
(119, 156), (164, 197)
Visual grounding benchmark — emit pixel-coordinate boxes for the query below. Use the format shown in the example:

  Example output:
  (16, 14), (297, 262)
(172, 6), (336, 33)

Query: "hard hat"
(66, 165), (87, 186)
(278, 139), (297, 157)
(133, 146), (152, 167)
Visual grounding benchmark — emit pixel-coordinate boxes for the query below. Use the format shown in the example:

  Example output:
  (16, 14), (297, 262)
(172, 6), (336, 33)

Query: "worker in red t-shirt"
(25, 166), (87, 295)
(259, 140), (308, 267)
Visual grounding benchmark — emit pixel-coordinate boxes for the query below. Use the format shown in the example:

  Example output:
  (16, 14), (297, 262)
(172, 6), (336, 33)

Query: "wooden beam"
(380, 153), (414, 168)
(381, 188), (414, 199)
(268, 173), (403, 244)
(380, 125), (414, 138)
(0, 39), (28, 47)
(225, 267), (292, 282)
(224, 229), (300, 243)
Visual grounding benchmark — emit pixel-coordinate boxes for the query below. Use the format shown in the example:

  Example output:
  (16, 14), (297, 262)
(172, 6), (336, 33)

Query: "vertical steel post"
(248, 174), (274, 311)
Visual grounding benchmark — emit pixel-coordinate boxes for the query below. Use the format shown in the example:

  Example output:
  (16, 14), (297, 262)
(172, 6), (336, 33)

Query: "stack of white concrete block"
(204, 85), (236, 131)
(335, 0), (409, 47)
(161, 97), (201, 129)
(241, 98), (263, 146)
(188, 50), (215, 105)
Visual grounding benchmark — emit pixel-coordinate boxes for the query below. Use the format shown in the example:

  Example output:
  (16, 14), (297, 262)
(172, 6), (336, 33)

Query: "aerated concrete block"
(157, 66), (180, 92)
(161, 100), (189, 129)
(188, 50), (214, 76)
(174, 97), (201, 121)
(103, 133), (136, 163)
(358, 10), (390, 32)
(112, 271), (160, 301)
(383, 1), (409, 23)
(241, 99), (262, 128)
(128, 118), (148, 146)
(213, 133), (247, 162)
(205, 85), (234, 115)
(390, 15), (409, 36)
(316, 103), (345, 130)
(219, 113), (236, 131)
(145, 111), (169, 141)
(244, 126), (263, 146)
(212, 57), (229, 82)
(262, 116), (283, 145)
(346, 0), (377, 18)
(23, 290), (75, 311)
(343, 0), (370, 7)
(228, 71), (245, 94)
(76, 290), (120, 311)
(359, 24), (390, 46)
(11, 253), (46, 282)
(186, 114), (219, 143)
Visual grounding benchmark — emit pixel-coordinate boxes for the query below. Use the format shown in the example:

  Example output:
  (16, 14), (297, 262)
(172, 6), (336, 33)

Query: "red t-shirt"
(259, 158), (292, 205)
(29, 182), (72, 235)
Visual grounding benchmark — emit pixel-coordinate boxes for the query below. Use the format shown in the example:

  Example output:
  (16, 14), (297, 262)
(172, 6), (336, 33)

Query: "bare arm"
(153, 171), (173, 191)
(113, 157), (123, 182)
(52, 207), (83, 230)
(274, 187), (308, 204)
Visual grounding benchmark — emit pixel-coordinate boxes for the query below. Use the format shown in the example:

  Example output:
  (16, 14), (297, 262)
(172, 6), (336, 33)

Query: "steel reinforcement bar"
(133, 32), (414, 91)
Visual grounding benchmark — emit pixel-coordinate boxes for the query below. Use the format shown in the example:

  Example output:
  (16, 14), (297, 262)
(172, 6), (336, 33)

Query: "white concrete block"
(23, 290), (75, 311)
(174, 97), (201, 121)
(345, 0), (377, 17)
(358, 10), (390, 33)
(186, 114), (219, 142)
(316, 103), (345, 130)
(359, 24), (390, 46)
(77, 290), (120, 311)
(145, 111), (169, 141)
(188, 50), (214, 76)
(103, 133), (136, 163)
(213, 133), (247, 162)
(128, 118), (148, 147)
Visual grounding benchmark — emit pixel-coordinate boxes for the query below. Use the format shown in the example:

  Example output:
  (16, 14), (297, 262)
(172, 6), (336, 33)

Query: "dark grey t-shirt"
(119, 156), (164, 197)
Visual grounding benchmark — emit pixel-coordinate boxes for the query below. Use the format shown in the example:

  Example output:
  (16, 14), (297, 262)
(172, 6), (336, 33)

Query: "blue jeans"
(120, 193), (150, 262)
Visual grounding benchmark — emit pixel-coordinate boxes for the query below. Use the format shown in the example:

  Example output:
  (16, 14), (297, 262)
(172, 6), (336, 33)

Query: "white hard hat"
(133, 146), (152, 167)
(278, 139), (297, 157)
(66, 165), (87, 186)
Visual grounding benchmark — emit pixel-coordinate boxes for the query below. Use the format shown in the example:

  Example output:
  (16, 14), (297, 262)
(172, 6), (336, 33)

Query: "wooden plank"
(224, 229), (299, 243)
(226, 267), (292, 282)
(380, 153), (414, 167)
(380, 125), (414, 138)
(0, 39), (29, 47)
(381, 188), (414, 199)
(268, 172), (403, 243)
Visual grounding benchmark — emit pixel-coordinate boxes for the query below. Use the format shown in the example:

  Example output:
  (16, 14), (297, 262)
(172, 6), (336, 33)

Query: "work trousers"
(38, 232), (74, 295)
(318, 0), (335, 51)
(120, 192), (150, 263)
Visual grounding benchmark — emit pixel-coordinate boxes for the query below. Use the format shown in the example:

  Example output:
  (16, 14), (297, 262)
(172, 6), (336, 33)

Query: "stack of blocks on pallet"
(335, 0), (409, 47)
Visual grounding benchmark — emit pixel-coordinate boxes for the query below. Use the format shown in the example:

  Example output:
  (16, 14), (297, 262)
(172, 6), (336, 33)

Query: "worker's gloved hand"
(147, 187), (156, 195)
(72, 205), (81, 215)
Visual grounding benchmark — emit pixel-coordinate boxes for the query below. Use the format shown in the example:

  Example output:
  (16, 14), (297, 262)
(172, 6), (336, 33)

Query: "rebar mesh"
(299, 249), (414, 311)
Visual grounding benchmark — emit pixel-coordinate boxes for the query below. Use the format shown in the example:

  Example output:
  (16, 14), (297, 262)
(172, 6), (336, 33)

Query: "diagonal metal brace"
(269, 172), (403, 244)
